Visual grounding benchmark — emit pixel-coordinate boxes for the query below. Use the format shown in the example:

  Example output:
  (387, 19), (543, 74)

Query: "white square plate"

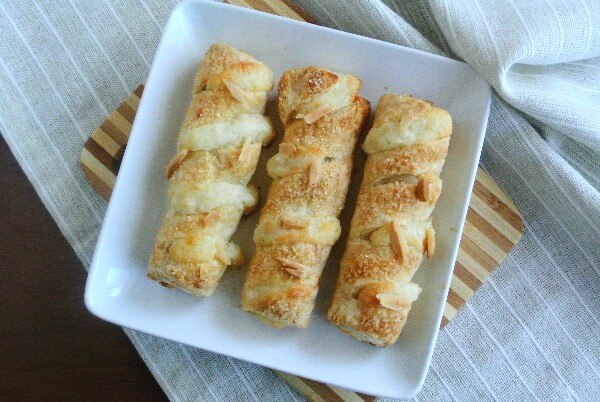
(85, 0), (490, 398)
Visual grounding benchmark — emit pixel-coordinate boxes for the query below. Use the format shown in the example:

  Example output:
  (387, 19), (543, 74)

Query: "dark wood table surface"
(0, 136), (167, 401)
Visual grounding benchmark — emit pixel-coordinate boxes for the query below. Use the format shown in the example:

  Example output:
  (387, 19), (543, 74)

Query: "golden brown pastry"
(241, 67), (370, 328)
(327, 94), (452, 346)
(148, 43), (275, 297)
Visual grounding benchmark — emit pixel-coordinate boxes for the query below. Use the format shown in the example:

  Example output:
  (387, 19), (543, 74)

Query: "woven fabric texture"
(0, 0), (598, 400)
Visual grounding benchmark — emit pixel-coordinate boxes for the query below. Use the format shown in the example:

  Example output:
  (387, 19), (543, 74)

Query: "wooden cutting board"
(80, 1), (524, 400)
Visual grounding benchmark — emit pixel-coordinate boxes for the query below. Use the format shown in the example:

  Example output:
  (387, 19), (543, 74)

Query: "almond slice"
(376, 292), (410, 311)
(284, 267), (307, 278)
(358, 282), (394, 305)
(223, 79), (249, 107)
(301, 105), (333, 124)
(419, 175), (430, 202)
(280, 217), (307, 230)
(238, 140), (252, 162)
(279, 143), (296, 156)
(368, 226), (390, 245)
(165, 149), (188, 179)
(202, 210), (222, 226)
(390, 221), (408, 263)
(230, 251), (245, 266)
(277, 257), (310, 278)
(308, 158), (322, 186)
(215, 243), (232, 265)
(377, 174), (418, 186)
(228, 243), (245, 266)
(425, 226), (435, 259)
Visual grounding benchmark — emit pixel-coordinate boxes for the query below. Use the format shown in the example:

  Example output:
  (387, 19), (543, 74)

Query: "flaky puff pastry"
(327, 94), (452, 346)
(148, 43), (275, 297)
(241, 67), (370, 328)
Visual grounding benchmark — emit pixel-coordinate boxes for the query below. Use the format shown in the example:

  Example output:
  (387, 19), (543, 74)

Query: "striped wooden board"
(80, 1), (524, 400)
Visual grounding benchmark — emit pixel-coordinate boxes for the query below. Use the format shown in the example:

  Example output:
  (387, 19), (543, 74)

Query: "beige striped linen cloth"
(0, 0), (599, 400)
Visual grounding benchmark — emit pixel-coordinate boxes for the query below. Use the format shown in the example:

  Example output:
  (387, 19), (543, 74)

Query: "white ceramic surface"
(85, 0), (491, 398)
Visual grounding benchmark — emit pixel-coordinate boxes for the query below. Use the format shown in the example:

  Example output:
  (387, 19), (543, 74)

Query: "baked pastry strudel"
(241, 67), (370, 328)
(327, 94), (452, 346)
(149, 43), (274, 297)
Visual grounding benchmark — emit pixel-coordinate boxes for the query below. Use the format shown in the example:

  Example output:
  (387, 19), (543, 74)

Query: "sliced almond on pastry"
(238, 140), (252, 161)
(425, 226), (435, 259)
(228, 243), (245, 266)
(277, 257), (310, 278)
(243, 184), (259, 215)
(223, 79), (249, 107)
(166, 149), (188, 179)
(376, 292), (411, 311)
(300, 105), (333, 124)
(390, 221), (408, 263)
(214, 242), (232, 265)
(358, 282), (394, 305)
(280, 217), (307, 230)
(377, 173), (418, 186)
